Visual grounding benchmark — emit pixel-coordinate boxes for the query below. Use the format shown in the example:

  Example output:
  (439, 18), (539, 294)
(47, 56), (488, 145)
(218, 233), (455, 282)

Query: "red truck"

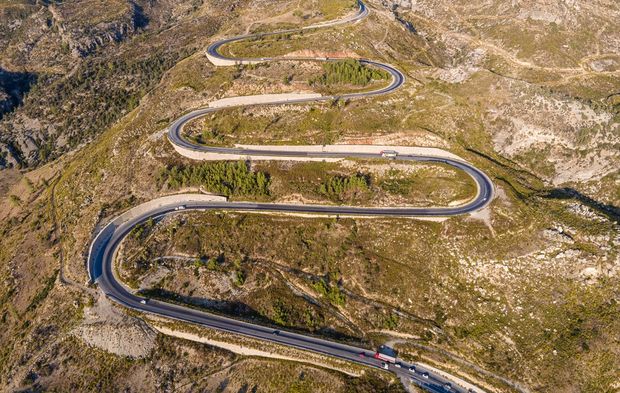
(374, 345), (397, 363)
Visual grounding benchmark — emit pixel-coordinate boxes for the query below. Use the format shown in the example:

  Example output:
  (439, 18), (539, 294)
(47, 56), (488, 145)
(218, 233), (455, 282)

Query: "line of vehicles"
(373, 346), (428, 376)
(371, 345), (478, 392)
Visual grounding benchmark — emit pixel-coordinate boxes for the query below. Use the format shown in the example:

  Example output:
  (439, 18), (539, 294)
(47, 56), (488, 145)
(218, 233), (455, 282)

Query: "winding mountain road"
(88, 1), (492, 392)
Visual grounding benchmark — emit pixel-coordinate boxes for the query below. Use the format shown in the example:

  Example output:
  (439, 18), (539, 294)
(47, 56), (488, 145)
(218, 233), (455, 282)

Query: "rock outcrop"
(48, 1), (143, 58)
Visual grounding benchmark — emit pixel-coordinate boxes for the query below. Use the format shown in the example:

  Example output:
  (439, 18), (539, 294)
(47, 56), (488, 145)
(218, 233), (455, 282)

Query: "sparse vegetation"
(26, 270), (58, 312)
(317, 0), (357, 20)
(2, 48), (196, 167)
(383, 313), (399, 330)
(130, 217), (155, 240)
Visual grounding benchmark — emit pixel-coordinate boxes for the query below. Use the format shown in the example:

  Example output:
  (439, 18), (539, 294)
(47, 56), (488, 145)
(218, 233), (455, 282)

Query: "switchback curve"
(89, 2), (491, 392)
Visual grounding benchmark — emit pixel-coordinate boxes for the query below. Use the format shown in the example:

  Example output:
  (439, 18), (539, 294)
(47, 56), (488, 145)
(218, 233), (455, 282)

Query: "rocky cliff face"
(0, 0), (142, 168)
(48, 0), (143, 58)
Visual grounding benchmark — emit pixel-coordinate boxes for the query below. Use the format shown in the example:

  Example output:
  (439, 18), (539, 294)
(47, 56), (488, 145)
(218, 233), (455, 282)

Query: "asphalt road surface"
(89, 1), (488, 392)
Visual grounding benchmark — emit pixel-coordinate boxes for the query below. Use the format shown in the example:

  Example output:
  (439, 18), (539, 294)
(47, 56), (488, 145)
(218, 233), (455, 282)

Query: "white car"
(381, 362), (389, 370)
(139, 299), (147, 305)
(394, 363), (401, 368)
(175, 205), (186, 211)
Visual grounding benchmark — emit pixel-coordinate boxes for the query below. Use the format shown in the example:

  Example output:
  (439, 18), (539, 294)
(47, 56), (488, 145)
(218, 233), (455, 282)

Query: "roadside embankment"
(172, 142), (465, 163)
(209, 93), (322, 108)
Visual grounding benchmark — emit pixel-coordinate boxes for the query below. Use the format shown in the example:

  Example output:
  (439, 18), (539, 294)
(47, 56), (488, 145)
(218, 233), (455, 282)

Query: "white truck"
(380, 150), (398, 159)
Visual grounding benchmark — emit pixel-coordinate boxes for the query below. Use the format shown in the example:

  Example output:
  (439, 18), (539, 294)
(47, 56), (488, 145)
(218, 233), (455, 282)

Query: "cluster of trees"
(319, 173), (369, 201)
(158, 160), (270, 197)
(309, 59), (389, 86)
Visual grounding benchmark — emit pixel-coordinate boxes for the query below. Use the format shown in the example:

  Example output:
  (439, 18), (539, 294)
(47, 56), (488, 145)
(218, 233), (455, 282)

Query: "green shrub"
(383, 313), (399, 329)
(233, 270), (246, 286)
(8, 194), (21, 207)
(206, 258), (219, 271)
(319, 173), (369, 202)
(312, 276), (345, 306)
(271, 300), (289, 325)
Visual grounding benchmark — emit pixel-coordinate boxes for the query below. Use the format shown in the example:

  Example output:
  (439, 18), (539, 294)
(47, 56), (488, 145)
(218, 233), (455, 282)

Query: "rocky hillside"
(0, 0), (618, 392)
(0, 0), (222, 168)
(382, 0), (620, 205)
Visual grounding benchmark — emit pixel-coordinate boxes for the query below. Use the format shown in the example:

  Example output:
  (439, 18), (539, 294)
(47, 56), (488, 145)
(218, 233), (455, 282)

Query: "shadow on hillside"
(542, 187), (620, 224)
(0, 68), (37, 120)
(465, 147), (619, 223)
(138, 287), (365, 345)
(132, 2), (149, 29)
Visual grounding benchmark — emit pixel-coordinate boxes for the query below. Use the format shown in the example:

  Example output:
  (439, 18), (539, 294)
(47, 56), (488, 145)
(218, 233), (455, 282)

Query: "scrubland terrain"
(0, 0), (618, 392)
